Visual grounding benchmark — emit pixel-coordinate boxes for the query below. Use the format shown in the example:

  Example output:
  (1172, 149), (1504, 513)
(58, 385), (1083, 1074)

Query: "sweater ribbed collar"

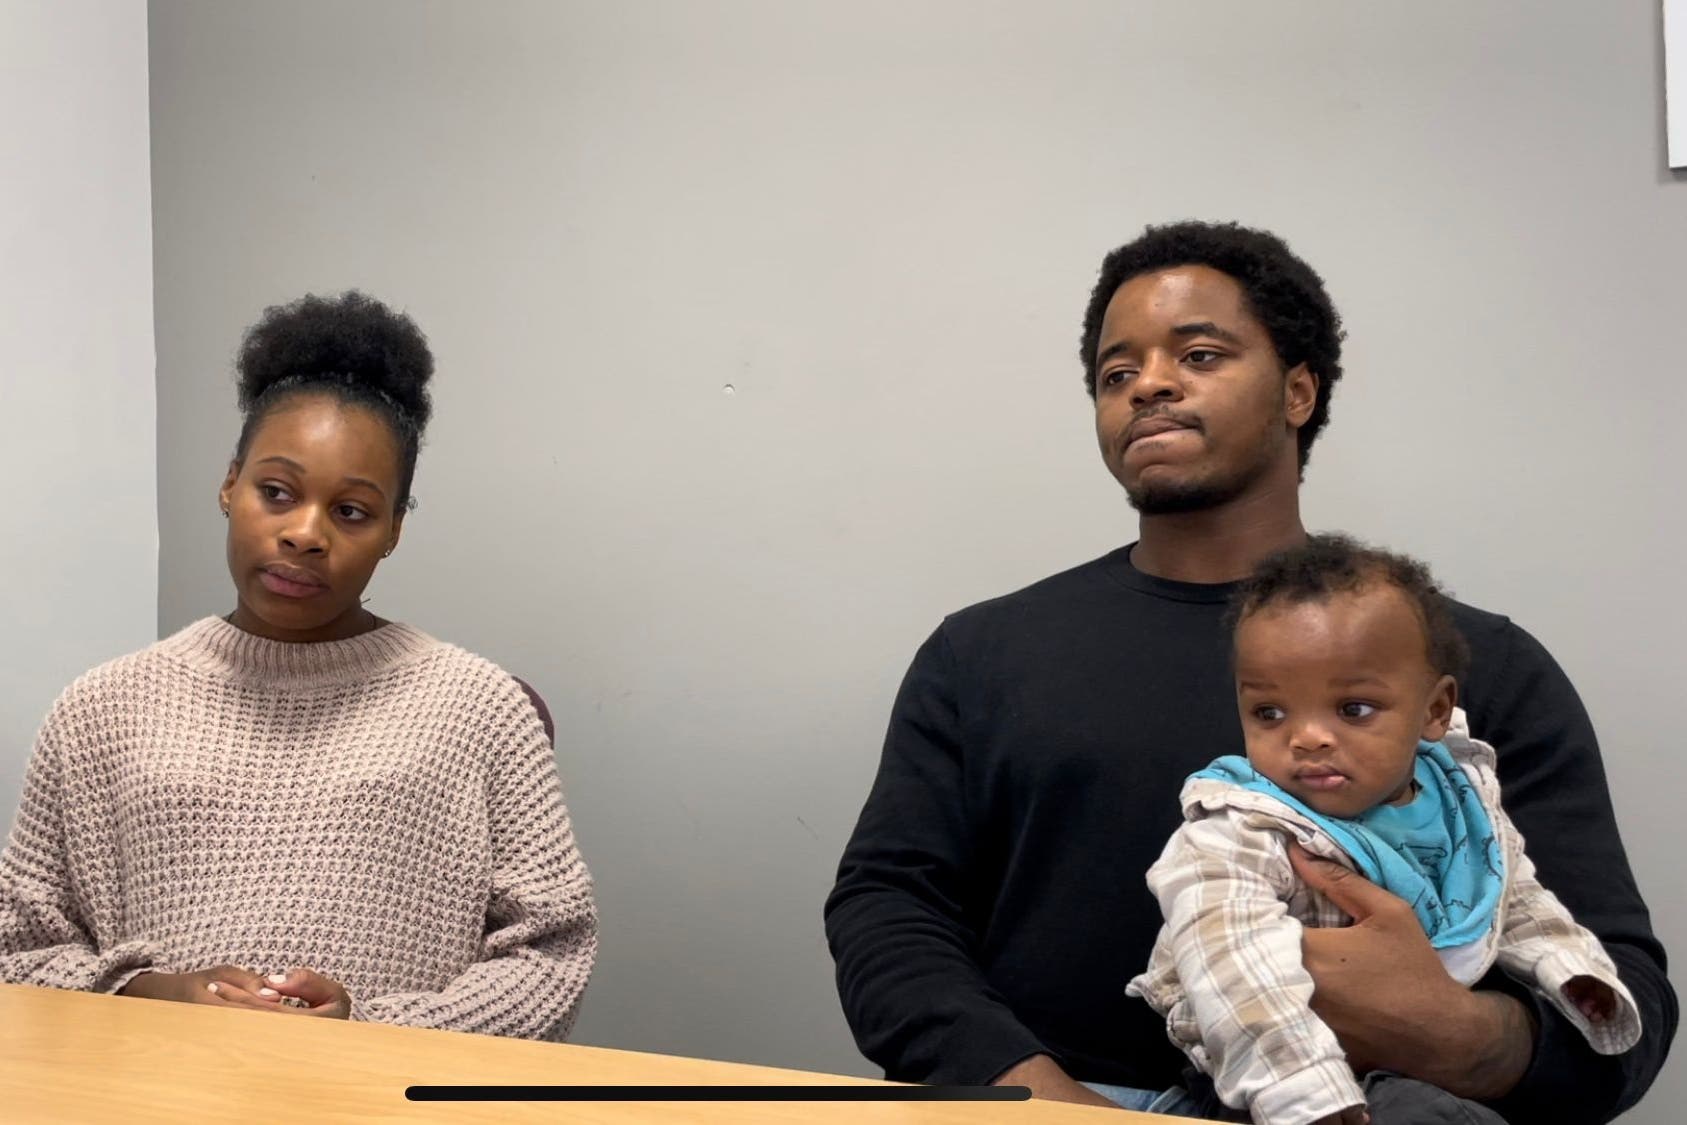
(1101, 543), (1241, 605)
(156, 615), (437, 691)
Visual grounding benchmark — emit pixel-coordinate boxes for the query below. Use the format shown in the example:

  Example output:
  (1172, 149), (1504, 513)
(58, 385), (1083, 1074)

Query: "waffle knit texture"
(0, 616), (597, 1040)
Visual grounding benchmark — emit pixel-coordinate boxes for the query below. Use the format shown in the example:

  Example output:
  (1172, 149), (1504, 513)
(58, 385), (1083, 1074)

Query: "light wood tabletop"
(0, 983), (1179, 1123)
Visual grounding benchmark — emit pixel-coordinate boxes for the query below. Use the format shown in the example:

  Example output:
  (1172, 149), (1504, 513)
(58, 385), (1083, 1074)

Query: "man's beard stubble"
(1123, 408), (1287, 516)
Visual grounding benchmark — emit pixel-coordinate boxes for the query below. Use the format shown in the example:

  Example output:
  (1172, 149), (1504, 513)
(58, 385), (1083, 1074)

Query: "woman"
(0, 292), (596, 1039)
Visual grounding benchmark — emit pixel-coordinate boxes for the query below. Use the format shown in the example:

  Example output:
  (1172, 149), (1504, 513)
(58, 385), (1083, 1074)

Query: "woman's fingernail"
(207, 983), (220, 993)
(259, 988), (278, 997)
(269, 973), (287, 984)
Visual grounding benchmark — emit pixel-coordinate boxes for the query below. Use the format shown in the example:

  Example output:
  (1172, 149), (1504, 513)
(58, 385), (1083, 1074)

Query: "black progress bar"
(406, 1085), (1031, 1102)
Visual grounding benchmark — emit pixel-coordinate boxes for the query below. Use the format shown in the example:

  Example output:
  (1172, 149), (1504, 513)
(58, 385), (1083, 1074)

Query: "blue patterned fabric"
(1191, 740), (1504, 948)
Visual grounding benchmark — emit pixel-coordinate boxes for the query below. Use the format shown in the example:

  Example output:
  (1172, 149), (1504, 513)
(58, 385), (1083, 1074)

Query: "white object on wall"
(1671, 0), (1686, 166)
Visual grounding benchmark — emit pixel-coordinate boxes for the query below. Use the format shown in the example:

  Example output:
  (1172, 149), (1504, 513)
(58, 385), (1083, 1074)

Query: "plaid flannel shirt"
(1127, 709), (1641, 1125)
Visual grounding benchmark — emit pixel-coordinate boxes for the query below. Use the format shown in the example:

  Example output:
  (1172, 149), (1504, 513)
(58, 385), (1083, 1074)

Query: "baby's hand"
(1564, 976), (1617, 1024)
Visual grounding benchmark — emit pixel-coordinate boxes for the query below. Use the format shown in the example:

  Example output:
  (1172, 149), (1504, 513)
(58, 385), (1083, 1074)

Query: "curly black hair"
(1229, 533), (1470, 680)
(233, 291), (434, 510)
(1078, 221), (1345, 474)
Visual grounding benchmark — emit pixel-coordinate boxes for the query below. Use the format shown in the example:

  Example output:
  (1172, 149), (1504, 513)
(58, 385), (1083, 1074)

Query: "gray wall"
(2, 0), (156, 821)
(149, 1), (1684, 1116)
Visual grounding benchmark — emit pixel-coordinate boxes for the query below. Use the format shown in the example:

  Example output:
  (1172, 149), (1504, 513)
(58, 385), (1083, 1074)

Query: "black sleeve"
(1465, 620), (1678, 1123)
(823, 625), (1046, 1085)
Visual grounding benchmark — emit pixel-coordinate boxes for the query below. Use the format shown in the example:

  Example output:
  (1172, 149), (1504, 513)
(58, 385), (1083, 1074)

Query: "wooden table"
(0, 984), (1175, 1123)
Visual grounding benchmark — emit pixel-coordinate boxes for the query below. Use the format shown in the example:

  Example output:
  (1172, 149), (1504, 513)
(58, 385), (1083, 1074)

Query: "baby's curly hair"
(1230, 533), (1470, 680)
(1078, 221), (1345, 475)
(233, 290), (434, 510)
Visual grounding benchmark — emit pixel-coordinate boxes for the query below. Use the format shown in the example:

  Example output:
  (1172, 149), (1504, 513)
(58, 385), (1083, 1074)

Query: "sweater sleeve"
(0, 723), (159, 993)
(1462, 619), (1677, 1123)
(349, 709), (597, 1039)
(824, 625), (1047, 1085)
(1147, 815), (1365, 1125)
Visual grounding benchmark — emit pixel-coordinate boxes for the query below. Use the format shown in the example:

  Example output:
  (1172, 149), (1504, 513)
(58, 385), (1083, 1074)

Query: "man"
(824, 222), (1675, 1121)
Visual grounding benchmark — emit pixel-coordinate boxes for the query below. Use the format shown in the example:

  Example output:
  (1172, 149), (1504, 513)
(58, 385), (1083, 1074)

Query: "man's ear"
(1285, 363), (1318, 428)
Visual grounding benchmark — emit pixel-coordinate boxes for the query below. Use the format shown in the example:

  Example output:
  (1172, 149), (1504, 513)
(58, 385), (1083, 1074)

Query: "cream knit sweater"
(0, 616), (597, 1040)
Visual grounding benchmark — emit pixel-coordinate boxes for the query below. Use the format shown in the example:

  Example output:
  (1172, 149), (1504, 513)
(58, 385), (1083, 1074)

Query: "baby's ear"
(1421, 674), (1457, 741)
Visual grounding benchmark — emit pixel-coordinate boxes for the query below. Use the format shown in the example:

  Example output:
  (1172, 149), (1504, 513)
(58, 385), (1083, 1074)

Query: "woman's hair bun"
(235, 290), (433, 430)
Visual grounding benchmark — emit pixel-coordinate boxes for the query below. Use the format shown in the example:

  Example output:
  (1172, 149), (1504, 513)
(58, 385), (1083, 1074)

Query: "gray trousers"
(1173, 1069), (1510, 1124)
(1361, 1073), (1509, 1125)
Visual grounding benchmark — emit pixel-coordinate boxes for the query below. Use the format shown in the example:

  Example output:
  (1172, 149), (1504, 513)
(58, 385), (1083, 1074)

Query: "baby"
(1127, 535), (1640, 1125)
